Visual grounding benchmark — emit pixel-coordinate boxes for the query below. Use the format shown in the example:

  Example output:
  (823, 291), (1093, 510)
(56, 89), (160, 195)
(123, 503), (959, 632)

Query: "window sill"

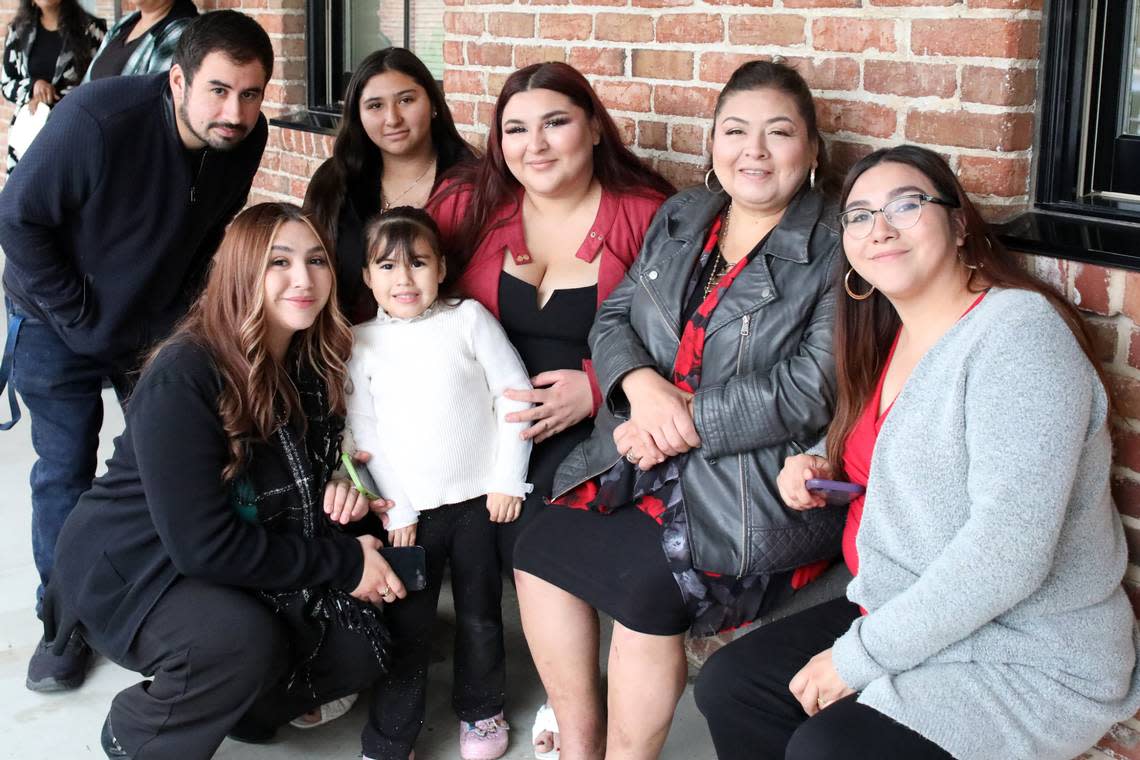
(997, 210), (1140, 273)
(268, 109), (340, 137)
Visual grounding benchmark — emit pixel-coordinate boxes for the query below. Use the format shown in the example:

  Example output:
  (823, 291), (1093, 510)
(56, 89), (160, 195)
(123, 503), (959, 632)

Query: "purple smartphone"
(805, 478), (865, 507)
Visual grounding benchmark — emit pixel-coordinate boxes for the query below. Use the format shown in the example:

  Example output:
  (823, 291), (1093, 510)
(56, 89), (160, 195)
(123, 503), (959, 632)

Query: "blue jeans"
(6, 302), (130, 615)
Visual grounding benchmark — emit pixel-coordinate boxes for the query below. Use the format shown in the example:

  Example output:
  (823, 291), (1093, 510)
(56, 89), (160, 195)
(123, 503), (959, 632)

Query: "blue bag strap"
(0, 312), (24, 430)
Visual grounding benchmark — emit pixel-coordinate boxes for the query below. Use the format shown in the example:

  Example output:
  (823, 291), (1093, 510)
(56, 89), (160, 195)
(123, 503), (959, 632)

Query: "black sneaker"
(26, 631), (91, 692)
(101, 716), (128, 758)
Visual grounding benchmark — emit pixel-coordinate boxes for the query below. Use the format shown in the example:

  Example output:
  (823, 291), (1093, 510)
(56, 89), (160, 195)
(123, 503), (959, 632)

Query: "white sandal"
(289, 693), (359, 729)
(531, 702), (559, 760)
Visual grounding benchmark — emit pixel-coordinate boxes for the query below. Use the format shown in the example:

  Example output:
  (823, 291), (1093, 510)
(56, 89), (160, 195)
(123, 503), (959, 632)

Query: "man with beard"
(0, 9), (270, 693)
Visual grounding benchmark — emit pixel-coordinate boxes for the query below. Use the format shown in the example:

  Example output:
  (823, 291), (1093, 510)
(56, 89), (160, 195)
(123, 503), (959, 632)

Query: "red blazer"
(430, 183), (666, 411)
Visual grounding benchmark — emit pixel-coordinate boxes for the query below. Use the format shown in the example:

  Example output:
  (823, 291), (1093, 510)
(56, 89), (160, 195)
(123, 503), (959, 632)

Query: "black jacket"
(553, 186), (845, 577)
(43, 341), (365, 661)
(0, 72), (266, 367)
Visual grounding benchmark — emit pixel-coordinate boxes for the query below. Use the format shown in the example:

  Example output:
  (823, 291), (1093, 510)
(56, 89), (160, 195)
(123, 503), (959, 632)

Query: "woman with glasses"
(510, 60), (844, 759)
(695, 145), (1140, 760)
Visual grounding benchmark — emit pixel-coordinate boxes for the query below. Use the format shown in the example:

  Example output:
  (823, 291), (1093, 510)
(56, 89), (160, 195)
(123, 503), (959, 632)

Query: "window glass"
(1123, 0), (1140, 135)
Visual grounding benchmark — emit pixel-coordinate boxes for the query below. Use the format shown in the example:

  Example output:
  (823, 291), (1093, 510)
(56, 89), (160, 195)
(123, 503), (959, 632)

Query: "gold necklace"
(381, 159), (436, 211)
(703, 204), (733, 299)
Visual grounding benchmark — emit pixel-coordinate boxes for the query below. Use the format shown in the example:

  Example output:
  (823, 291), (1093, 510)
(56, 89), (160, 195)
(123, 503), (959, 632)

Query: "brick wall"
(0, 0), (1136, 752)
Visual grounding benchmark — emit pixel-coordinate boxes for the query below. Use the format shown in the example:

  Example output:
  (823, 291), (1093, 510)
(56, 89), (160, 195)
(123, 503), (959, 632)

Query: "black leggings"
(694, 597), (954, 760)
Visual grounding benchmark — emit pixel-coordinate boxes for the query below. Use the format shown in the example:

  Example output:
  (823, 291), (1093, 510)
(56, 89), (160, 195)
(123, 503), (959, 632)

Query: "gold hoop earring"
(704, 169), (723, 194)
(809, 167), (816, 190)
(844, 268), (875, 300)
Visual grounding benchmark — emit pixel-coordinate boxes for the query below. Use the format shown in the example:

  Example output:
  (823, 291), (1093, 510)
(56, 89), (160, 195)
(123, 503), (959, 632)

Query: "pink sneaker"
(459, 712), (510, 760)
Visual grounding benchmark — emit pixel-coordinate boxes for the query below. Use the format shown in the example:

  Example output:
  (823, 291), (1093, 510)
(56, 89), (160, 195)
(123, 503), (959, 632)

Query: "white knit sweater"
(346, 299), (533, 530)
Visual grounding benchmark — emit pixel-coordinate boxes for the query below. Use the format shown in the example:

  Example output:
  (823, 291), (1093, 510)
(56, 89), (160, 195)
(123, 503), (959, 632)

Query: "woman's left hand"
(323, 478), (394, 525)
(788, 648), (855, 717)
(504, 369), (594, 444)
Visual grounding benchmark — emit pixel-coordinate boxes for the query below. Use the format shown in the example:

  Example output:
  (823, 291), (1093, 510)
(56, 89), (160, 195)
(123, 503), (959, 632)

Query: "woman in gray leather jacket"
(513, 60), (844, 760)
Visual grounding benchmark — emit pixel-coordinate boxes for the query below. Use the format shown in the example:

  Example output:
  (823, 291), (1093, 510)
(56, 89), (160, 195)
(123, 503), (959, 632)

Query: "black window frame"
(306, 0), (412, 114)
(1004, 0), (1140, 272)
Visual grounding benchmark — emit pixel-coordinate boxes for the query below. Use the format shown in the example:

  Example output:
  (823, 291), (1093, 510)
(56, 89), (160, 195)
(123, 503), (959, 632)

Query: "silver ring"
(378, 586), (389, 597)
(626, 450), (639, 464)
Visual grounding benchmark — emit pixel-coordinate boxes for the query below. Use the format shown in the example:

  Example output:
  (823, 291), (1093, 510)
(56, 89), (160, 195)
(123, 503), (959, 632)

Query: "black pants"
(369, 497), (505, 759)
(91, 577), (384, 760)
(694, 597), (954, 760)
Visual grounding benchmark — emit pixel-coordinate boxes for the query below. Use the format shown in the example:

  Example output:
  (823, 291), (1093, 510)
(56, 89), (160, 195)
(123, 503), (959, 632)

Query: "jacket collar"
(665, 186), (828, 264)
(493, 186), (619, 265)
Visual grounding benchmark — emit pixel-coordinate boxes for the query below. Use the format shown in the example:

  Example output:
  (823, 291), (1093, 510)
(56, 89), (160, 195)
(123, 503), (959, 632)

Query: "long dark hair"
(11, 0), (97, 76)
(712, 59), (834, 195)
(431, 61), (675, 264)
(149, 203), (353, 481)
(306, 48), (475, 249)
(826, 145), (1109, 472)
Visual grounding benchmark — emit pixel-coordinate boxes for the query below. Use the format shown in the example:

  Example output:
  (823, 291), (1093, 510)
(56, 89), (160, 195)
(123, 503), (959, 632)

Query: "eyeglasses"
(838, 193), (960, 239)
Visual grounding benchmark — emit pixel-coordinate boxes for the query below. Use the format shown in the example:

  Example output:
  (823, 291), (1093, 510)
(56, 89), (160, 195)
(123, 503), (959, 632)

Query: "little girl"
(346, 206), (532, 760)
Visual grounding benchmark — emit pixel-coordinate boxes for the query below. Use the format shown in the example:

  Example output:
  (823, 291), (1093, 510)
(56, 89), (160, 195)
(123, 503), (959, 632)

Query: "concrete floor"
(0, 389), (717, 759)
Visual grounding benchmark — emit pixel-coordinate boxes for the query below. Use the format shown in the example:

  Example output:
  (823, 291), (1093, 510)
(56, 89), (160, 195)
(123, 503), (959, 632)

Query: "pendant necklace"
(704, 204), (733, 299)
(381, 159), (436, 211)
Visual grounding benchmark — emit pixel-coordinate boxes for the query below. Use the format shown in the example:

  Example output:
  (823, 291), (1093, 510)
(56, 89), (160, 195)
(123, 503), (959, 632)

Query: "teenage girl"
(346, 206), (533, 760)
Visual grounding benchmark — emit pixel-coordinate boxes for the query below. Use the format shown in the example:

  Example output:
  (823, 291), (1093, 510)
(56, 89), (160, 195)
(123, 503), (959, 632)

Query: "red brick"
(656, 158), (705, 189)
(278, 37), (306, 57)
(253, 171), (290, 195)
(513, 45), (568, 67)
(654, 84), (720, 117)
(449, 100), (475, 125)
(487, 12), (535, 38)
(443, 40), (464, 66)
(905, 110), (1033, 151)
(958, 156), (1030, 197)
(1110, 372), (1140, 420)
(699, 53), (765, 84)
(657, 13), (724, 43)
(828, 140), (874, 176)
(671, 124), (706, 155)
(632, 50), (693, 81)
(614, 116), (636, 145)
(569, 0), (625, 5)
(443, 69), (485, 96)
(785, 0), (858, 5)
(1112, 423), (1140, 474)
(967, 0), (1042, 7)
(1126, 273), (1140, 322)
(444, 0), (463, 5)
(638, 120), (668, 150)
(1131, 328), (1140, 372)
(727, 14), (805, 46)
(864, 60), (956, 98)
(264, 82), (303, 105)
(568, 47), (625, 76)
(817, 99), (896, 138)
(444, 11), (484, 35)
(633, 0), (691, 6)
(466, 42), (513, 67)
(594, 81), (653, 113)
(870, 0), (956, 4)
(539, 13), (592, 40)
(487, 73), (510, 98)
(250, 12), (304, 34)
(911, 19), (1039, 59)
(477, 101), (496, 128)
(595, 13), (655, 42)
(1073, 264), (1113, 317)
(961, 66), (1037, 107)
(704, 0), (771, 5)
(812, 17), (895, 53)
(782, 56), (861, 91)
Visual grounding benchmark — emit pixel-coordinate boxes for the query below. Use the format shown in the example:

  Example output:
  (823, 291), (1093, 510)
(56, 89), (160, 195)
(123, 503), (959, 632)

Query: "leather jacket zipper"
(736, 314), (750, 575)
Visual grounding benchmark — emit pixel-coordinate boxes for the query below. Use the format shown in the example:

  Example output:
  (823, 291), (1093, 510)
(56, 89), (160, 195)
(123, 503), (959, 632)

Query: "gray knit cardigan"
(829, 287), (1140, 760)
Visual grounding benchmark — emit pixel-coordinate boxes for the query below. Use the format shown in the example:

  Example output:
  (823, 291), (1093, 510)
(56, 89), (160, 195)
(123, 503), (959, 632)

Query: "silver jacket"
(553, 185), (845, 577)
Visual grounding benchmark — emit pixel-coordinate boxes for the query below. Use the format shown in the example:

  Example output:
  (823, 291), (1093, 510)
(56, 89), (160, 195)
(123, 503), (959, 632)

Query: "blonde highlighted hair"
(149, 202), (353, 480)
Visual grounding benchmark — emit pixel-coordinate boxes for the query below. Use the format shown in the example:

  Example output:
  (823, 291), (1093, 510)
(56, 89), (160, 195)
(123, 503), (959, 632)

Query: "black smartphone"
(379, 545), (428, 592)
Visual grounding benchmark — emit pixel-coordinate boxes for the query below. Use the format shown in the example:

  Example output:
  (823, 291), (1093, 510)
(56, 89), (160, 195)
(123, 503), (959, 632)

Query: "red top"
(841, 290), (989, 578)
(429, 182), (666, 412)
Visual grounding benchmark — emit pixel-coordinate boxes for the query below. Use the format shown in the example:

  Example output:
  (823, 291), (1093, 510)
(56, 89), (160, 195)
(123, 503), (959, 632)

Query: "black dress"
(495, 271), (596, 570)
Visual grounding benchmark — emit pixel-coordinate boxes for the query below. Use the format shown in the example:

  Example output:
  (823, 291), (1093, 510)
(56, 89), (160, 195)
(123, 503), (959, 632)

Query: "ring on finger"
(816, 697), (829, 709)
(625, 450), (639, 464)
